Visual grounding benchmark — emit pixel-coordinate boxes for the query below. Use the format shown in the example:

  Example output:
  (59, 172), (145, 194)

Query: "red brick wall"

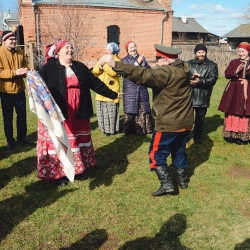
(20, 1), (172, 67)
(19, 1), (36, 43)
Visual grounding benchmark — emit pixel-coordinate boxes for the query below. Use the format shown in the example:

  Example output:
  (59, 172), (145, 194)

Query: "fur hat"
(2, 30), (15, 41)
(194, 44), (207, 54)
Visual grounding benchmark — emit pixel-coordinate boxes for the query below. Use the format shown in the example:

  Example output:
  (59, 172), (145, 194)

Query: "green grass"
(1, 76), (250, 249)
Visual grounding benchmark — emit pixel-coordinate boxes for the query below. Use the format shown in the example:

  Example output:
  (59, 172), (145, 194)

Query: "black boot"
(151, 166), (174, 196)
(57, 176), (69, 187)
(176, 168), (189, 189)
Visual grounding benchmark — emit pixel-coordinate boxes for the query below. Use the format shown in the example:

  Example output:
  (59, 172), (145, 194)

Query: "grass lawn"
(1, 76), (250, 249)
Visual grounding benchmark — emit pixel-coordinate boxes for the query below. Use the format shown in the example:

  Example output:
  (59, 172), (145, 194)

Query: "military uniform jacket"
(113, 60), (194, 132)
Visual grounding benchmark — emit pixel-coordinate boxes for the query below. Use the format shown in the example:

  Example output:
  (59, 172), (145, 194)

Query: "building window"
(107, 25), (120, 45)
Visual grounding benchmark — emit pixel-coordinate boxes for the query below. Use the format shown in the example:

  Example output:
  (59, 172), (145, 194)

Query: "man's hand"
(99, 55), (115, 68)
(190, 78), (200, 85)
(16, 67), (29, 76)
(190, 73), (200, 85)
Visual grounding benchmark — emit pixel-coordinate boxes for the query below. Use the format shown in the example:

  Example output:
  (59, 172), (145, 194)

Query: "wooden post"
(24, 42), (35, 70)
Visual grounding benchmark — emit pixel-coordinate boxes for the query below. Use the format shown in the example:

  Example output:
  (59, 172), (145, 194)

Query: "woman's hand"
(137, 55), (145, 65)
(246, 65), (250, 73)
(117, 92), (124, 99)
(99, 55), (115, 68)
(236, 63), (245, 75)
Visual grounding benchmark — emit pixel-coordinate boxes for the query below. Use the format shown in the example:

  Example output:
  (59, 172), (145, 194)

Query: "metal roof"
(32, 0), (166, 11)
(222, 24), (250, 38)
(5, 12), (19, 21)
(172, 17), (208, 33)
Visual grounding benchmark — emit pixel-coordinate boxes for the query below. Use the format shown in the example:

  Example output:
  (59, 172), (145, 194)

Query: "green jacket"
(113, 60), (194, 132)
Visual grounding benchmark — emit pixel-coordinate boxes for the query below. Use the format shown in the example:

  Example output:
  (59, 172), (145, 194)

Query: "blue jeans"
(0, 91), (27, 143)
(148, 130), (190, 169)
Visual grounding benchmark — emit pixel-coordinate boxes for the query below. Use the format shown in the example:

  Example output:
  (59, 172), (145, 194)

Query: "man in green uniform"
(100, 44), (194, 196)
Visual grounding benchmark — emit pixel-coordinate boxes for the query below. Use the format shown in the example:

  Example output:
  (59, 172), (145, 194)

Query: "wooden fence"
(175, 45), (238, 76)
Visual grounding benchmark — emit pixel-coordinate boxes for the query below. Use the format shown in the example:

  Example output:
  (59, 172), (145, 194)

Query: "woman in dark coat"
(121, 41), (153, 135)
(218, 42), (250, 144)
(37, 39), (120, 185)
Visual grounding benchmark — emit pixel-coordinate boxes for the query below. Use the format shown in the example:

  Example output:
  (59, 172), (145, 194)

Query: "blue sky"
(0, 0), (248, 36)
(0, 0), (17, 11)
(172, 0), (249, 36)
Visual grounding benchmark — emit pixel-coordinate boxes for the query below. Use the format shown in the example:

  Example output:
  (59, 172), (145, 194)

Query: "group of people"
(92, 41), (153, 137)
(1, 29), (250, 195)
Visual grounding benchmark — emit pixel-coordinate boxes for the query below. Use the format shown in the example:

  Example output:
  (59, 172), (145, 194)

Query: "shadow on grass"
(86, 134), (151, 190)
(235, 239), (250, 249)
(119, 213), (191, 250)
(187, 114), (223, 178)
(60, 229), (108, 250)
(0, 180), (75, 241)
(0, 156), (36, 190)
(0, 131), (37, 162)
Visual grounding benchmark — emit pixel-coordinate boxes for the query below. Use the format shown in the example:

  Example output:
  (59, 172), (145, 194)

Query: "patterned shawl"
(27, 70), (75, 182)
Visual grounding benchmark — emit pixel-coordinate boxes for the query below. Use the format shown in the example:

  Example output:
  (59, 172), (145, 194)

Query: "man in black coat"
(187, 44), (218, 144)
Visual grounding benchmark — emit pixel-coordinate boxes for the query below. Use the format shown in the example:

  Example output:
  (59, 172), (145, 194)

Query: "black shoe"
(17, 138), (34, 145)
(235, 140), (243, 145)
(152, 166), (174, 196)
(57, 177), (68, 186)
(194, 138), (202, 145)
(225, 137), (232, 143)
(6, 142), (15, 149)
(176, 168), (189, 189)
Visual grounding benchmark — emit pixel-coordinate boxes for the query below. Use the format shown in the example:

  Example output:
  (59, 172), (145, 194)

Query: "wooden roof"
(222, 24), (250, 38)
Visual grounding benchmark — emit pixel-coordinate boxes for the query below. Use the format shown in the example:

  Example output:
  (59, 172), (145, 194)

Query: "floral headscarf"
(104, 42), (120, 55)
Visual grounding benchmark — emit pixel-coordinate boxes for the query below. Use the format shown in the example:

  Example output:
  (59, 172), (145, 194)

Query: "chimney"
(181, 15), (187, 23)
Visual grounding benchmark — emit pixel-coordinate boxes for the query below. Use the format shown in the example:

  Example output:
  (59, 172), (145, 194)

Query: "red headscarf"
(43, 39), (72, 64)
(125, 41), (135, 52)
(54, 39), (71, 55)
(238, 42), (250, 52)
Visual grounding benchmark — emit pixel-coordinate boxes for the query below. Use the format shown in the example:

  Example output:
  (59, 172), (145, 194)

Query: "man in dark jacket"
(187, 44), (218, 144)
(100, 44), (194, 196)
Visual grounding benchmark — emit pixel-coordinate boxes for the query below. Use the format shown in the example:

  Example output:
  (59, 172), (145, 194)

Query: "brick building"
(19, 0), (173, 67)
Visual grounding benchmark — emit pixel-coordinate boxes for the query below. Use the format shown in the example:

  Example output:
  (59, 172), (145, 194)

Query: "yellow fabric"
(0, 44), (27, 93)
(93, 54), (120, 103)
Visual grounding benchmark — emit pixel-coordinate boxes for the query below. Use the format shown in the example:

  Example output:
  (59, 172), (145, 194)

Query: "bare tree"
(38, 0), (95, 62)
(241, 3), (250, 23)
(178, 32), (189, 43)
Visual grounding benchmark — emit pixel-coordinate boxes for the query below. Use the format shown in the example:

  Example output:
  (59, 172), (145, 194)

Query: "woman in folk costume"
(37, 39), (120, 186)
(121, 41), (153, 135)
(218, 42), (250, 145)
(92, 42), (121, 136)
